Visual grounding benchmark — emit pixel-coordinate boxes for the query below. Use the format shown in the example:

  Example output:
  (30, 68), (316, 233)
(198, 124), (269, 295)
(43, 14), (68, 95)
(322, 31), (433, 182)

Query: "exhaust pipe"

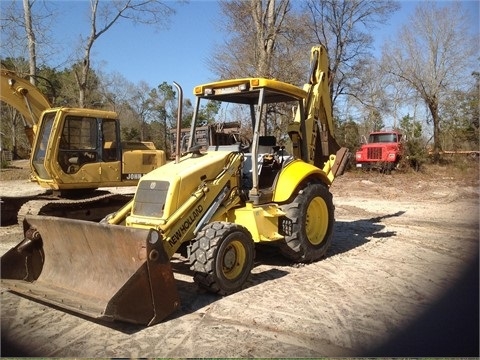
(173, 81), (183, 164)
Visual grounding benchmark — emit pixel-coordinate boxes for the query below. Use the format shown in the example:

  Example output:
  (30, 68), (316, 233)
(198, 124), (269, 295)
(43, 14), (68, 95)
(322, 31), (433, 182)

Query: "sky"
(49, 0), (225, 102)
(2, 0), (479, 104)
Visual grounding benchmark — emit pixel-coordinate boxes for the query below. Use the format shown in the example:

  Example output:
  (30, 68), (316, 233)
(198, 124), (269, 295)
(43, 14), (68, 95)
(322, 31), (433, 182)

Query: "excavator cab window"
(102, 120), (119, 162)
(31, 112), (55, 180)
(58, 116), (99, 174)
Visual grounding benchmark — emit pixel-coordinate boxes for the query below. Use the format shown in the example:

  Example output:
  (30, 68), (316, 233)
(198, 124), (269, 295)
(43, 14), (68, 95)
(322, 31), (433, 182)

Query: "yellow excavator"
(1, 69), (166, 223)
(1, 68), (166, 191)
(1, 46), (349, 326)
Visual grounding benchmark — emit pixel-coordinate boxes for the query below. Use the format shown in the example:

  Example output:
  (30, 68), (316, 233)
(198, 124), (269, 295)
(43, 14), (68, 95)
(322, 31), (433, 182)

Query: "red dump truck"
(355, 130), (404, 172)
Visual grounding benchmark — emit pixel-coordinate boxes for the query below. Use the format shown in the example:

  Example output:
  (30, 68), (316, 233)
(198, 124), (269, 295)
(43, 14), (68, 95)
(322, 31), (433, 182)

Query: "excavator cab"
(31, 109), (116, 179)
(29, 108), (165, 192)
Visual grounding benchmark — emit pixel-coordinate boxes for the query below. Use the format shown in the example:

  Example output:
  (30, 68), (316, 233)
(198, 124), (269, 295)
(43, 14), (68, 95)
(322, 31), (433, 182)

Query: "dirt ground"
(0, 159), (479, 357)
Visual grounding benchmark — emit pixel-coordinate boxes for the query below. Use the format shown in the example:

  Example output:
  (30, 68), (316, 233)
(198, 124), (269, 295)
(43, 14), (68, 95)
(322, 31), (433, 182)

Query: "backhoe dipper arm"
(288, 45), (349, 179)
(0, 69), (52, 145)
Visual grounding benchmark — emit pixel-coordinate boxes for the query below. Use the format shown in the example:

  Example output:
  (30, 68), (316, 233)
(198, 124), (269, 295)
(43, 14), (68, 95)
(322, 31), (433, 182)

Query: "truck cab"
(355, 130), (404, 172)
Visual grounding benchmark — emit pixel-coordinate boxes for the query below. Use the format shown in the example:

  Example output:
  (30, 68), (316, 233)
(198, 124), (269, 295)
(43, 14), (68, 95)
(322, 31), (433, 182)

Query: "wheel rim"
(306, 196), (329, 245)
(222, 240), (246, 280)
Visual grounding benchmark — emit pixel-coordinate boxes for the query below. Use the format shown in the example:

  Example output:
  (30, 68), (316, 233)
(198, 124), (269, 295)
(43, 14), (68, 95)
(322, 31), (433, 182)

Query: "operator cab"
(190, 78), (304, 204)
(241, 135), (293, 190)
(31, 110), (121, 179)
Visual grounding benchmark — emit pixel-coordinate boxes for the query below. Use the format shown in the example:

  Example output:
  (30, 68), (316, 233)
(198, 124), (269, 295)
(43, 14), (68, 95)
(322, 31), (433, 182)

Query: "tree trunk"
(76, 0), (98, 108)
(427, 96), (442, 163)
(250, 0), (290, 134)
(23, 0), (36, 85)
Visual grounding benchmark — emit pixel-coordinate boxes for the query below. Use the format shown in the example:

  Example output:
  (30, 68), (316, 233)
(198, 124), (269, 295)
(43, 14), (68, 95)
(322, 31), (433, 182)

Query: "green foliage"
(335, 117), (360, 150)
(334, 117), (361, 169)
(399, 114), (427, 171)
(356, 108), (385, 138)
(440, 72), (479, 151)
(147, 82), (176, 122)
(1, 57), (105, 108)
(369, 109), (384, 132)
(1, 57), (29, 73)
(181, 98), (194, 128)
(36, 66), (62, 104)
(403, 136), (428, 171)
(195, 100), (221, 126)
(121, 127), (141, 141)
(0, 157), (9, 169)
(400, 114), (422, 138)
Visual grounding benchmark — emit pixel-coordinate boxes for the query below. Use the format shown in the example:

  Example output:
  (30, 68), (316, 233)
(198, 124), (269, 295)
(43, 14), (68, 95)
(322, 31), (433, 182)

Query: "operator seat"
(258, 136), (276, 154)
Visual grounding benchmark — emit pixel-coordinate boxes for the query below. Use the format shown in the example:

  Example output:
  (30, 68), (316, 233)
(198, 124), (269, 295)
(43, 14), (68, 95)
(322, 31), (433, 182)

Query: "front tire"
(189, 222), (255, 295)
(279, 182), (334, 262)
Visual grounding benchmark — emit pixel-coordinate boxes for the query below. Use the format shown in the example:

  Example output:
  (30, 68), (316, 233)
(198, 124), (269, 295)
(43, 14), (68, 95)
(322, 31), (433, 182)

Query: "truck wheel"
(279, 183), (334, 262)
(190, 222), (255, 295)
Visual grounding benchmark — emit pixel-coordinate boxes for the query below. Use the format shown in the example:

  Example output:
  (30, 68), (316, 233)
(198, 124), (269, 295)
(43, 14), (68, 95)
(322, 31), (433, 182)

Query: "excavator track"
(14, 192), (133, 225)
(17, 192), (133, 225)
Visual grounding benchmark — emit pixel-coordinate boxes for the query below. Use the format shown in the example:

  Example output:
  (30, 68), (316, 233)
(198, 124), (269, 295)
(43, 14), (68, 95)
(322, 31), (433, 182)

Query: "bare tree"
(0, 0), (56, 77)
(0, 1), (58, 159)
(212, 0), (302, 80)
(348, 58), (386, 127)
(129, 81), (154, 141)
(303, 0), (400, 107)
(22, 0), (36, 84)
(252, 0), (291, 77)
(211, 0), (314, 137)
(349, 56), (416, 132)
(75, 0), (175, 107)
(381, 2), (478, 161)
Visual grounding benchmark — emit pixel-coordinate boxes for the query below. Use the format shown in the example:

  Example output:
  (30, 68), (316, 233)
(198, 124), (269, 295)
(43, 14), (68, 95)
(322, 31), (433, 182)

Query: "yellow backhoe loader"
(1, 46), (349, 326)
(1, 69), (166, 223)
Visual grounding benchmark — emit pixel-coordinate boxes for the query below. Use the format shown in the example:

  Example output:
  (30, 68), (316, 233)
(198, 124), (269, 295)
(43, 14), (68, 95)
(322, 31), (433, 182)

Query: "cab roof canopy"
(194, 78), (307, 105)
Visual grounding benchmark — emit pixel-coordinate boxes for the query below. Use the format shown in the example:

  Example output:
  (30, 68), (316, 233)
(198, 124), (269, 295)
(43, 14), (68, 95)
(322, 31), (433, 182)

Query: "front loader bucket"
(1, 216), (180, 326)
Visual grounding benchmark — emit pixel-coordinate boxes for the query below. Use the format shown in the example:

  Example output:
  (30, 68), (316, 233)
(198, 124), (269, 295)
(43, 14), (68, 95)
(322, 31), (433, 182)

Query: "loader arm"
(288, 46), (349, 180)
(127, 151), (245, 258)
(0, 69), (52, 146)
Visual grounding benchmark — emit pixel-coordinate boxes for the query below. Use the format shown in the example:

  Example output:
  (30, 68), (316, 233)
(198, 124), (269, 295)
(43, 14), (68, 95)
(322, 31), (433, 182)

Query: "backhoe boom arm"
(289, 45), (349, 179)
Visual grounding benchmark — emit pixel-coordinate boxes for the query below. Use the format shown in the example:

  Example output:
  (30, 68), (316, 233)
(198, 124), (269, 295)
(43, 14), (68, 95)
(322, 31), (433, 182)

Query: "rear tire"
(279, 182), (334, 262)
(189, 222), (255, 295)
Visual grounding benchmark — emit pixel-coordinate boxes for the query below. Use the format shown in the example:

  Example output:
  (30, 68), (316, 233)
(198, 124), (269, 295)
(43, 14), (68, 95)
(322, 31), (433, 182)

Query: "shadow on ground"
(328, 211), (405, 256)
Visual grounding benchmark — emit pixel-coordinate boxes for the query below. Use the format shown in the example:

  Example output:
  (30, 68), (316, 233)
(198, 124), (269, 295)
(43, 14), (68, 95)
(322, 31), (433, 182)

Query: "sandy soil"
(1, 160), (479, 357)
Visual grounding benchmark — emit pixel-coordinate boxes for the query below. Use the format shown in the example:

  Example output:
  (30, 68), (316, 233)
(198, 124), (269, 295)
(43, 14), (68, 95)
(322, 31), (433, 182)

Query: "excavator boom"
(0, 69), (51, 145)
